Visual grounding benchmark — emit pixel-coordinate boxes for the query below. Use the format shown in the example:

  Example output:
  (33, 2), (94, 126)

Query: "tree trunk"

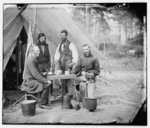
(85, 5), (88, 36)
(131, 18), (134, 39)
(124, 20), (127, 45)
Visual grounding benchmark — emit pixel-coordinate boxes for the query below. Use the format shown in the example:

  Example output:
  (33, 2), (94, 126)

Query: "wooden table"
(46, 74), (76, 106)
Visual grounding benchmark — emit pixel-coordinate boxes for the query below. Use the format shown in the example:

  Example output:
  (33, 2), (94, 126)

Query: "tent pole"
(143, 16), (146, 92)
(16, 38), (19, 87)
(32, 4), (37, 33)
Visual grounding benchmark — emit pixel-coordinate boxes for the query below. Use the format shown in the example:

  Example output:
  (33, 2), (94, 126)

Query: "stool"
(12, 86), (40, 106)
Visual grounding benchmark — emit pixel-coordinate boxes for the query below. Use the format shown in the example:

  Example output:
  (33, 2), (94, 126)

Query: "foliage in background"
(69, 4), (144, 58)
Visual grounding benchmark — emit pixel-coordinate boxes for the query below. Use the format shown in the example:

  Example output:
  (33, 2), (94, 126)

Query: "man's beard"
(61, 38), (67, 42)
(84, 52), (90, 57)
(39, 40), (45, 44)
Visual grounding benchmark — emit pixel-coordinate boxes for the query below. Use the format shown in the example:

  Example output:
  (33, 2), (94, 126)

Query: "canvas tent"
(3, 4), (105, 71)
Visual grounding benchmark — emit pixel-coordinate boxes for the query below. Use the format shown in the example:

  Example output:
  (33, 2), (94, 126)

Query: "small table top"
(47, 74), (76, 80)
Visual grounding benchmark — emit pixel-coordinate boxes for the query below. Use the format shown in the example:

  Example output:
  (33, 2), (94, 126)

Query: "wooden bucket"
(21, 100), (36, 116)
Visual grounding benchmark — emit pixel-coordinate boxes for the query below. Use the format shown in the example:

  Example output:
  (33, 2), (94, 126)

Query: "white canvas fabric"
(3, 5), (105, 71)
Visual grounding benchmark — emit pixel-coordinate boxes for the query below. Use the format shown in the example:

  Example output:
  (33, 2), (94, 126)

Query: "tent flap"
(3, 14), (24, 70)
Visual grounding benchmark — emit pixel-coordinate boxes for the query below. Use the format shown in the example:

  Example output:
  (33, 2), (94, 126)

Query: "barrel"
(62, 94), (72, 109)
(80, 82), (96, 99)
(87, 82), (96, 98)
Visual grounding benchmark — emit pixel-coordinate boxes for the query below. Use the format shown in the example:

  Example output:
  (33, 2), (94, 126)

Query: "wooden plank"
(47, 74), (76, 80)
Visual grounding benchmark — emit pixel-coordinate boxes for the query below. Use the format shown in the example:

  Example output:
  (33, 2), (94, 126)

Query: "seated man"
(22, 45), (52, 109)
(73, 44), (100, 99)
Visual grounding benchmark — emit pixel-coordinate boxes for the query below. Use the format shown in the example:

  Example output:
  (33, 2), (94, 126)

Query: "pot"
(21, 100), (36, 116)
(82, 97), (97, 112)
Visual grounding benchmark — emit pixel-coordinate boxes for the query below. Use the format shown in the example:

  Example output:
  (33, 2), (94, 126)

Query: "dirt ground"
(2, 57), (146, 124)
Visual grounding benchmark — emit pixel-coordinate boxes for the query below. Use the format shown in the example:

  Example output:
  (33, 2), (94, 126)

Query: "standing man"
(37, 33), (51, 72)
(54, 29), (78, 94)
(22, 45), (52, 109)
(73, 44), (100, 99)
